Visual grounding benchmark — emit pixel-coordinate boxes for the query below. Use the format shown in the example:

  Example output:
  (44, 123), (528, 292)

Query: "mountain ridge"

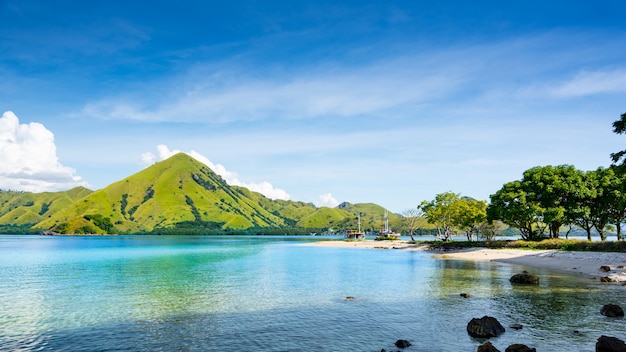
(1, 153), (401, 234)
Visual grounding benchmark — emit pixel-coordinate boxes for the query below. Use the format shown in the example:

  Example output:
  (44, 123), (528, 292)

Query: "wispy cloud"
(547, 69), (626, 98)
(80, 46), (473, 123)
(79, 29), (626, 128)
(0, 111), (89, 192)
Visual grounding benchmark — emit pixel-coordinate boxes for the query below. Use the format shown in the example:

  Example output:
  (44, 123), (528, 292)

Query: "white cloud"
(315, 193), (339, 208)
(142, 144), (291, 200)
(81, 53), (465, 123)
(0, 111), (89, 192)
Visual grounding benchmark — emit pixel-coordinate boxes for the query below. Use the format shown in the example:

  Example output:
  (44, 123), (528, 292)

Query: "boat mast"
(384, 210), (389, 233)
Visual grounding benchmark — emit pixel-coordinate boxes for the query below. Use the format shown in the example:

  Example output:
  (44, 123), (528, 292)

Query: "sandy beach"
(304, 239), (626, 283)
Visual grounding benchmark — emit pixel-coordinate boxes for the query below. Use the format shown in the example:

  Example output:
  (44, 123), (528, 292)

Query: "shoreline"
(304, 239), (626, 283)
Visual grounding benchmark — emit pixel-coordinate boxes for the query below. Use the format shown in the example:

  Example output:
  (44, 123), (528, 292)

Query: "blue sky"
(1, 1), (626, 212)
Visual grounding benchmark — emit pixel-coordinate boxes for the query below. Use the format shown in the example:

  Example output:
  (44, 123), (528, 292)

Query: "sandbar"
(304, 239), (626, 283)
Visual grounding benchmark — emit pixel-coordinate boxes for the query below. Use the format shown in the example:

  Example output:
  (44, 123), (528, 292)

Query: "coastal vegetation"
(423, 238), (626, 252)
(418, 112), (626, 243)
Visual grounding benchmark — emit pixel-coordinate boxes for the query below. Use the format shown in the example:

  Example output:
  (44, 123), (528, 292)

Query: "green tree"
(488, 180), (546, 240)
(521, 165), (584, 238)
(605, 166), (626, 240)
(588, 167), (617, 241)
(420, 192), (460, 241)
(452, 197), (487, 241)
(477, 220), (505, 241)
(568, 170), (597, 241)
(610, 112), (626, 166)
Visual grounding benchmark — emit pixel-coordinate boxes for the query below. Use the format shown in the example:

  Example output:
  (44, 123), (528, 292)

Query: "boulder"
(467, 316), (506, 338)
(477, 341), (501, 352)
(505, 344), (536, 352)
(509, 323), (523, 330)
(601, 276), (617, 283)
(601, 304), (625, 317)
(509, 273), (539, 284)
(460, 293), (471, 298)
(600, 265), (611, 272)
(394, 339), (411, 348)
(596, 335), (626, 352)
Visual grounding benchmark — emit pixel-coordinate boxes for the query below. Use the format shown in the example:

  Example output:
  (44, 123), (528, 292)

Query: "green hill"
(0, 187), (93, 229)
(1, 153), (403, 235)
(35, 153), (287, 234)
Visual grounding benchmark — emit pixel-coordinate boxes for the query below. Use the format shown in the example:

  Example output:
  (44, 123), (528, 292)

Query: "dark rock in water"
(395, 339), (411, 348)
(596, 335), (626, 352)
(505, 344), (536, 352)
(601, 276), (616, 283)
(509, 323), (523, 330)
(601, 304), (625, 317)
(460, 292), (471, 298)
(509, 273), (539, 284)
(477, 341), (501, 352)
(600, 265), (612, 272)
(467, 316), (505, 338)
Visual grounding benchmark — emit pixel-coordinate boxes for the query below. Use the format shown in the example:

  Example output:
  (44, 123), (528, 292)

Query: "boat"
(376, 211), (400, 240)
(345, 212), (365, 240)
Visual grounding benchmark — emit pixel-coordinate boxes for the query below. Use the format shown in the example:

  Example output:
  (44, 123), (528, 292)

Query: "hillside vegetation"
(0, 153), (400, 235)
(0, 187), (92, 231)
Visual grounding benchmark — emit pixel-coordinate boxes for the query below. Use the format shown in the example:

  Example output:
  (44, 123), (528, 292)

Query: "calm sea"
(0, 235), (624, 351)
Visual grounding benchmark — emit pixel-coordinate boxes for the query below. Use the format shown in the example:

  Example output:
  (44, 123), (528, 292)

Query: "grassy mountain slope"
(3, 153), (403, 235)
(292, 202), (401, 231)
(297, 207), (349, 228)
(238, 187), (318, 226)
(0, 187), (93, 227)
(35, 153), (287, 234)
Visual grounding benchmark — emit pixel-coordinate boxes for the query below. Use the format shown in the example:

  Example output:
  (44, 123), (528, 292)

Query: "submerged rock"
(509, 323), (523, 330)
(477, 341), (501, 352)
(596, 335), (626, 352)
(505, 344), (536, 352)
(601, 304), (624, 317)
(600, 265), (612, 272)
(394, 339), (411, 348)
(460, 292), (471, 298)
(467, 316), (505, 338)
(509, 273), (539, 284)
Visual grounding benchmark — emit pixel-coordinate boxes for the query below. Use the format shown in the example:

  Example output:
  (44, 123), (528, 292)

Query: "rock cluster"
(381, 302), (626, 350)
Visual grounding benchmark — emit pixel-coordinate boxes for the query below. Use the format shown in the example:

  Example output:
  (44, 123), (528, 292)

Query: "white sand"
(304, 240), (626, 283)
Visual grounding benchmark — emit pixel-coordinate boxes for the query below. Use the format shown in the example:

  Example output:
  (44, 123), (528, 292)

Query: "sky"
(1, 1), (626, 213)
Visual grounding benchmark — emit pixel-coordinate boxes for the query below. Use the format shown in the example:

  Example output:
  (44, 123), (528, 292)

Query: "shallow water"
(0, 235), (624, 351)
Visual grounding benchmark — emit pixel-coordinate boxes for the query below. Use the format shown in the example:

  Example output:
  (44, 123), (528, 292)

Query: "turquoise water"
(1, 235), (625, 351)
